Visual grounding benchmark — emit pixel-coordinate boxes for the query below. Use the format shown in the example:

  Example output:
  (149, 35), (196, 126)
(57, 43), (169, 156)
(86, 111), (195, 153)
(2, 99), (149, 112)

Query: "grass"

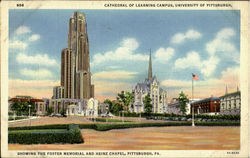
(8, 117), (28, 121)
(9, 129), (67, 133)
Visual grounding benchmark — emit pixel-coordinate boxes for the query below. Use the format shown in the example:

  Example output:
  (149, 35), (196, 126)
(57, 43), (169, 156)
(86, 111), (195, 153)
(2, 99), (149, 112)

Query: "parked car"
(181, 117), (187, 121)
(100, 114), (108, 117)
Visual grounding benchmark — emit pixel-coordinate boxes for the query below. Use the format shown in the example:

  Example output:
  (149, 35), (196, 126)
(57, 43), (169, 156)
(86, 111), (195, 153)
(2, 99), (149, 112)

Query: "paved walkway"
(8, 116), (93, 127)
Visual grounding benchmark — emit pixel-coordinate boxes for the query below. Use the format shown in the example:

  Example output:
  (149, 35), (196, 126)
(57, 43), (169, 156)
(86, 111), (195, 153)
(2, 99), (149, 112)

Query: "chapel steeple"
(148, 49), (152, 80)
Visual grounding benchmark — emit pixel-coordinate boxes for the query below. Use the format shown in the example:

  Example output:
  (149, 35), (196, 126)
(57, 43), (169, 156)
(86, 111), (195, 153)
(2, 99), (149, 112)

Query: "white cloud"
(175, 51), (220, 77)
(154, 47), (175, 63)
(20, 68), (53, 79)
(16, 53), (58, 67)
(205, 28), (239, 64)
(171, 29), (202, 44)
(174, 28), (238, 77)
(14, 26), (31, 35)
(28, 34), (40, 41)
(201, 56), (220, 77)
(9, 40), (27, 50)
(92, 38), (148, 65)
(175, 51), (202, 69)
(93, 70), (138, 80)
(161, 66), (239, 99)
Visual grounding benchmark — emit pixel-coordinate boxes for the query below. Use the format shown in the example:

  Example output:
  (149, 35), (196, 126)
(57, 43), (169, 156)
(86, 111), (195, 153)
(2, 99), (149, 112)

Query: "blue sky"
(9, 9), (240, 100)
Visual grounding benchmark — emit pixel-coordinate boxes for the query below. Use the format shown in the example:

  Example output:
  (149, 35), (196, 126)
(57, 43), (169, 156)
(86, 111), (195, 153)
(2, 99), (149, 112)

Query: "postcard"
(1, 0), (249, 158)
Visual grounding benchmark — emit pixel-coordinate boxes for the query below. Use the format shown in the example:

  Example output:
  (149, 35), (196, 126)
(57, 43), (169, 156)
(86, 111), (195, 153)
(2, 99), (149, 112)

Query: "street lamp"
(28, 104), (31, 126)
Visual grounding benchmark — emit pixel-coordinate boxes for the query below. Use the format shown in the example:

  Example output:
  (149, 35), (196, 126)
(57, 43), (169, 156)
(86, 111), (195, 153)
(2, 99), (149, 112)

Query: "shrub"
(8, 124), (68, 131)
(195, 121), (240, 126)
(95, 122), (192, 131)
(89, 118), (132, 122)
(78, 124), (97, 129)
(8, 124), (83, 144)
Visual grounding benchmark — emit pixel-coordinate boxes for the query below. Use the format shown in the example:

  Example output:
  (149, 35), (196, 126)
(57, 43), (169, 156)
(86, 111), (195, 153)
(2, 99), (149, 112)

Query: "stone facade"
(219, 91), (241, 115)
(8, 96), (46, 115)
(49, 98), (98, 117)
(133, 51), (167, 114)
(52, 86), (64, 99)
(60, 11), (94, 100)
(191, 97), (220, 115)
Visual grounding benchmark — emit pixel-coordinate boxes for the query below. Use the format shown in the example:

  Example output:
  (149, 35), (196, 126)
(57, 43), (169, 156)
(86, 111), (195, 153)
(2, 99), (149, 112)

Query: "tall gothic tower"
(148, 49), (152, 80)
(61, 11), (94, 99)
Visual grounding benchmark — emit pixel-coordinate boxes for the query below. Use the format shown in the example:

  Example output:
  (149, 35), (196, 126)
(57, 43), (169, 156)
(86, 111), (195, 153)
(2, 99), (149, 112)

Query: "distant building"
(220, 90), (241, 115)
(133, 51), (167, 114)
(59, 11), (94, 100)
(8, 96), (46, 115)
(49, 98), (98, 117)
(186, 98), (201, 115)
(167, 98), (200, 115)
(98, 103), (109, 115)
(191, 97), (220, 115)
(167, 98), (181, 115)
(52, 86), (64, 99)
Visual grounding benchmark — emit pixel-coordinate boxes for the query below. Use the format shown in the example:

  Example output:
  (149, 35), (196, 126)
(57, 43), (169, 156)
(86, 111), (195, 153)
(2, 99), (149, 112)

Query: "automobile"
(181, 117), (187, 121)
(50, 113), (56, 117)
(55, 114), (62, 117)
(197, 118), (202, 121)
(100, 113), (108, 117)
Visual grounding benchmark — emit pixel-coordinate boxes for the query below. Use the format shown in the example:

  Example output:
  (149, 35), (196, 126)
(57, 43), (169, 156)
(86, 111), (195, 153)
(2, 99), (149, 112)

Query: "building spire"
(148, 49), (152, 80)
(225, 85), (228, 94)
(237, 85), (239, 92)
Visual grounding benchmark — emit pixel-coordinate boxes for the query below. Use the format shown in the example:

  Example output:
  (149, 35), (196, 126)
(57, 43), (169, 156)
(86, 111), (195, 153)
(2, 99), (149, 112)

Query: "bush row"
(195, 121), (240, 126)
(94, 122), (191, 131)
(114, 112), (240, 120)
(8, 124), (68, 131)
(9, 124), (83, 144)
(88, 118), (132, 122)
(9, 121), (240, 135)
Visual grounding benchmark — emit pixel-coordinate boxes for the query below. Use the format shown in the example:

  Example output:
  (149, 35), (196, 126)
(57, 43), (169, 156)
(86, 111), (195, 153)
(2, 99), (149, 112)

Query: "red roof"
(9, 98), (44, 102)
(30, 99), (44, 102)
(9, 98), (28, 102)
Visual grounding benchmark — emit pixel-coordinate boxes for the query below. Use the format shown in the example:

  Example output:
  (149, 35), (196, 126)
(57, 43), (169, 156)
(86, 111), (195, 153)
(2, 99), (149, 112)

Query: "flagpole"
(192, 74), (195, 127)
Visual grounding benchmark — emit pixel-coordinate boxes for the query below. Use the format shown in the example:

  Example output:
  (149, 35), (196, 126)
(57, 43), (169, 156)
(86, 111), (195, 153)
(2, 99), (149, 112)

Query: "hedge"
(8, 124), (83, 144)
(94, 122), (192, 131)
(8, 124), (68, 131)
(89, 118), (132, 122)
(115, 112), (240, 121)
(195, 121), (240, 126)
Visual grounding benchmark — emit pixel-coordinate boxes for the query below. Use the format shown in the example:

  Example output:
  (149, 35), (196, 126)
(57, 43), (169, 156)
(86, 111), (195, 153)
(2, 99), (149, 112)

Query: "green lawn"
(9, 129), (67, 133)
(8, 117), (28, 121)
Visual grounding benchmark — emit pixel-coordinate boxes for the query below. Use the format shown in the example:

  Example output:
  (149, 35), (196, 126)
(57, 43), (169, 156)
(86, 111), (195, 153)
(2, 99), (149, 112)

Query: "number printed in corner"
(17, 3), (24, 7)
(227, 151), (239, 154)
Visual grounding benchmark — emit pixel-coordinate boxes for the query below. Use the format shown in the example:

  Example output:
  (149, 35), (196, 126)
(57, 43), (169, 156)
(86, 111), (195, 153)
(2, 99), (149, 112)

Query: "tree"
(178, 91), (189, 115)
(104, 99), (112, 113)
(125, 92), (134, 112)
(60, 109), (66, 116)
(116, 91), (134, 112)
(11, 101), (36, 116)
(46, 107), (53, 116)
(111, 103), (123, 114)
(117, 91), (126, 105)
(143, 94), (152, 116)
